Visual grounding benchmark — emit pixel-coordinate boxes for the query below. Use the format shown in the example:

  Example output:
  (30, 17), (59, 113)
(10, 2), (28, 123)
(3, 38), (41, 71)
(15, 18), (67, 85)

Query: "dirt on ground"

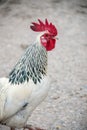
(0, 0), (87, 130)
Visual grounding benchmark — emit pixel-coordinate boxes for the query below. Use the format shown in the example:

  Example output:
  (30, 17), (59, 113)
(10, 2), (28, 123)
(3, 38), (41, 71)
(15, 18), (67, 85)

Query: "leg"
(23, 125), (46, 130)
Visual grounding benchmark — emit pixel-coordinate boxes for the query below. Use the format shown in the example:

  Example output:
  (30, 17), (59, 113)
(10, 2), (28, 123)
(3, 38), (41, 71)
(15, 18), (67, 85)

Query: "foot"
(23, 125), (46, 130)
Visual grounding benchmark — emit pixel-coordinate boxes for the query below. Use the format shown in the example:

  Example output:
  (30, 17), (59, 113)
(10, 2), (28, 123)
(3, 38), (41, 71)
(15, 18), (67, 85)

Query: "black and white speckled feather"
(9, 43), (47, 85)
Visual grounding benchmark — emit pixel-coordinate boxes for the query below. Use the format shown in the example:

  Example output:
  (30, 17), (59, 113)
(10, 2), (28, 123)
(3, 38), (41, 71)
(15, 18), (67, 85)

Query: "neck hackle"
(9, 43), (47, 85)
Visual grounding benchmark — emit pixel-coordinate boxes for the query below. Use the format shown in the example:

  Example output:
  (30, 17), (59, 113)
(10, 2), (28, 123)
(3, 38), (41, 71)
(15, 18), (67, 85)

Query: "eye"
(45, 33), (49, 37)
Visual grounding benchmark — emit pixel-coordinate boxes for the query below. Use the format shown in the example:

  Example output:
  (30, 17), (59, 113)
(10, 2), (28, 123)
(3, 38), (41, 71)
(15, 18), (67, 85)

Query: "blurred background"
(0, 0), (87, 130)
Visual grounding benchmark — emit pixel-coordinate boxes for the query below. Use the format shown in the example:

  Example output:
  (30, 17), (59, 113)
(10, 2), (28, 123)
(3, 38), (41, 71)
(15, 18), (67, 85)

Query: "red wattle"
(46, 39), (56, 51)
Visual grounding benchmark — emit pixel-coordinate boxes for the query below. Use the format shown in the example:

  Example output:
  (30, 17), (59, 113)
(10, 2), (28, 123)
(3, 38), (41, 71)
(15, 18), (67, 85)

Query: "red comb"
(30, 19), (58, 36)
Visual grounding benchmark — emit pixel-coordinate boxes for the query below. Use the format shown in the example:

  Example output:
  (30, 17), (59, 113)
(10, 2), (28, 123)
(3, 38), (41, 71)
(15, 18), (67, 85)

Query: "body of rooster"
(0, 19), (58, 130)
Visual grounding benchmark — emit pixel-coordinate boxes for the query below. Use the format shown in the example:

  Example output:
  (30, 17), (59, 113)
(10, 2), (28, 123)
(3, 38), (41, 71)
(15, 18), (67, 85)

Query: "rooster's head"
(30, 19), (58, 51)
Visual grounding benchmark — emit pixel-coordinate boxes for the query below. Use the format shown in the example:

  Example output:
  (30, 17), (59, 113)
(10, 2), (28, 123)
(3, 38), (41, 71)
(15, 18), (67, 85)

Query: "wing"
(0, 77), (33, 122)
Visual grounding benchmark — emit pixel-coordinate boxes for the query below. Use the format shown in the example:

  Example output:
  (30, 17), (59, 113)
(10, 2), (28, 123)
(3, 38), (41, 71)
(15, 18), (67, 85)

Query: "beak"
(54, 37), (59, 40)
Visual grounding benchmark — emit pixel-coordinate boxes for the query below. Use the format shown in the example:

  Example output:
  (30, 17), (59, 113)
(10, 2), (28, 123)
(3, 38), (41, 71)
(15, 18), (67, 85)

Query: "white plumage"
(0, 76), (49, 128)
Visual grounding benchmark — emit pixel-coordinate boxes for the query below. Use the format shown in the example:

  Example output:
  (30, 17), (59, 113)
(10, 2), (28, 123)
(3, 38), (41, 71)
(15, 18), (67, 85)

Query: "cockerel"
(0, 19), (58, 130)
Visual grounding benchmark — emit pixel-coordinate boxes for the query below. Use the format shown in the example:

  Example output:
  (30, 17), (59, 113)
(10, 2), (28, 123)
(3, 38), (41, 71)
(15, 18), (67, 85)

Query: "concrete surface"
(0, 0), (87, 130)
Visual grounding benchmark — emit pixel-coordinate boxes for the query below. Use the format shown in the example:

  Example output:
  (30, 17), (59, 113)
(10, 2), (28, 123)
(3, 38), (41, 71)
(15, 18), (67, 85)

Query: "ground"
(0, 0), (87, 130)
